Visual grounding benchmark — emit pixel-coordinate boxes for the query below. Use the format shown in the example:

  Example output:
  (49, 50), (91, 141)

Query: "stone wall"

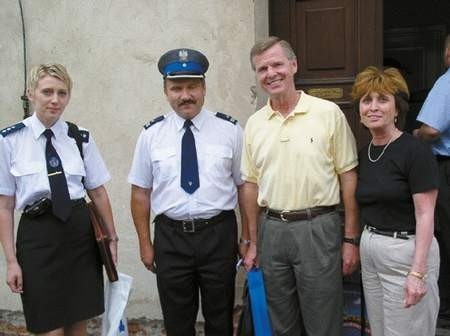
(0, 0), (268, 320)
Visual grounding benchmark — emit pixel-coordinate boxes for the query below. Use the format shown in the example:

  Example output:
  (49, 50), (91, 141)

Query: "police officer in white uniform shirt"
(0, 63), (118, 335)
(128, 48), (245, 336)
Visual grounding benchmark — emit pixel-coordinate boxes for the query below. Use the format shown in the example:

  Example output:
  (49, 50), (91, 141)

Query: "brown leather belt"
(266, 206), (336, 222)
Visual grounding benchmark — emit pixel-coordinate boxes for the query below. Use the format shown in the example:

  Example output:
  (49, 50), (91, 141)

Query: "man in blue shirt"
(414, 34), (450, 322)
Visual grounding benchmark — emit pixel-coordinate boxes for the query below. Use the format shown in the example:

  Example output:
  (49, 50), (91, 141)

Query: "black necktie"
(44, 129), (71, 221)
(181, 120), (199, 194)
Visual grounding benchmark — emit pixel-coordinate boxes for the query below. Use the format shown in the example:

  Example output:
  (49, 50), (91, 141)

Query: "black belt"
(436, 155), (450, 162)
(23, 197), (85, 217)
(365, 225), (415, 240)
(157, 210), (233, 233)
(266, 206), (335, 222)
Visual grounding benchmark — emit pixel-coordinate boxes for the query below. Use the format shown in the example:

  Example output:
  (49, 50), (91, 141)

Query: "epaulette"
(143, 115), (165, 129)
(0, 122), (25, 137)
(78, 130), (89, 143)
(66, 121), (89, 143)
(215, 112), (238, 125)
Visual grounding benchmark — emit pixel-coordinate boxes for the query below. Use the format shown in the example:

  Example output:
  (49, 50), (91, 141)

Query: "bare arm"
(130, 185), (155, 272)
(339, 168), (360, 276)
(241, 181), (261, 270)
(413, 124), (441, 142)
(0, 195), (22, 293)
(87, 185), (118, 263)
(404, 189), (438, 308)
(237, 184), (249, 257)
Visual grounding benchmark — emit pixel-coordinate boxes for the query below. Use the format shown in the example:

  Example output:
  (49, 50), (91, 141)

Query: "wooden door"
(270, 0), (383, 149)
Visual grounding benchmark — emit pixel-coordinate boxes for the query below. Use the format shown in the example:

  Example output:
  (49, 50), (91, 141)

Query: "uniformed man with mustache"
(128, 48), (245, 336)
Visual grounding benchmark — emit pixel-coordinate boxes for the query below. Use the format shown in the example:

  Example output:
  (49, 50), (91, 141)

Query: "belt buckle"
(182, 220), (196, 233)
(280, 210), (290, 222)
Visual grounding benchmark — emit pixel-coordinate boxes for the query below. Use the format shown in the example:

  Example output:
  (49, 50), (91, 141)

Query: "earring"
(395, 116), (398, 124)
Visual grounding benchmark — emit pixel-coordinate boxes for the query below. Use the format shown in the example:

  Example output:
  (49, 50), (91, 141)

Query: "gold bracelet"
(406, 271), (425, 280)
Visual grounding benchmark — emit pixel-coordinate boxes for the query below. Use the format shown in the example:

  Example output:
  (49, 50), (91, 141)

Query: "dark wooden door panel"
(297, 0), (356, 79)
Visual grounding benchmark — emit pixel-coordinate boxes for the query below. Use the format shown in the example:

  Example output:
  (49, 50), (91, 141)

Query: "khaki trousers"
(360, 229), (440, 336)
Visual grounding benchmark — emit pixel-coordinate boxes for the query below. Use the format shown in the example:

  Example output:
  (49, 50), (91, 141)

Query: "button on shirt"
(0, 113), (111, 209)
(417, 68), (450, 156)
(128, 109), (244, 220)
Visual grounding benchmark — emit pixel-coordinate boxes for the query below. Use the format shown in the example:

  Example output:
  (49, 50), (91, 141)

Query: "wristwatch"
(343, 237), (360, 246)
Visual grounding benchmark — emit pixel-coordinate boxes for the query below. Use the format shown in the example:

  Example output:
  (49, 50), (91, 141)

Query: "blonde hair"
(28, 63), (72, 93)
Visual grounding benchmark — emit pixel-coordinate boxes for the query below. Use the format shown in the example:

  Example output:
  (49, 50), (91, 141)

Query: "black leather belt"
(365, 225), (415, 240)
(436, 155), (450, 162)
(266, 206), (335, 222)
(158, 210), (233, 233)
(23, 197), (85, 217)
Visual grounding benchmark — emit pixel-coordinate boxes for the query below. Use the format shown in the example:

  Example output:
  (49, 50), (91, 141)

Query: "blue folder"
(247, 268), (273, 336)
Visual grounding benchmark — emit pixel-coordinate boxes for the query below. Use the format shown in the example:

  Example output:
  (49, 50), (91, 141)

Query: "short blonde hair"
(28, 63), (73, 93)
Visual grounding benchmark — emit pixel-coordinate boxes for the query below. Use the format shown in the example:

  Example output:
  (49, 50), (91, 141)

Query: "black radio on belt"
(23, 197), (51, 217)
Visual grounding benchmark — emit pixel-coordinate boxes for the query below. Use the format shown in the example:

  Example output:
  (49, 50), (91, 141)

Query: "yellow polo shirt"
(241, 91), (357, 210)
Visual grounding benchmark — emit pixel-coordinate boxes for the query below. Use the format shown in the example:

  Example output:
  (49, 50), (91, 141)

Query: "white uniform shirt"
(0, 113), (111, 210)
(128, 109), (244, 220)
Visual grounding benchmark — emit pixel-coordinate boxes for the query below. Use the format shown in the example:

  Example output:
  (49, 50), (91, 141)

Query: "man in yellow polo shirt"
(242, 36), (360, 335)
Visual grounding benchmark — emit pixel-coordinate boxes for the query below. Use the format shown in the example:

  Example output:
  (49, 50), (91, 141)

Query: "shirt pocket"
(10, 161), (48, 193)
(64, 158), (86, 179)
(205, 145), (233, 178)
(151, 147), (177, 182)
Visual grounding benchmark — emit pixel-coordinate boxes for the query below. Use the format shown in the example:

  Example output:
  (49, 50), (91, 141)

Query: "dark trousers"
(437, 160), (450, 318)
(154, 211), (237, 336)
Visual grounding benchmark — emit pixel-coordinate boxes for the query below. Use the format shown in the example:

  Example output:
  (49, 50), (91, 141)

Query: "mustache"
(178, 99), (196, 106)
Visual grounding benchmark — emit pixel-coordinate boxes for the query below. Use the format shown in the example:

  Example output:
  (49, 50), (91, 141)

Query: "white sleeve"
(0, 137), (16, 196)
(127, 130), (153, 188)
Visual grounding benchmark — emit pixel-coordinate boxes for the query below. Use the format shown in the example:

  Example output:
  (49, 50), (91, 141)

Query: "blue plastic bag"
(247, 268), (272, 336)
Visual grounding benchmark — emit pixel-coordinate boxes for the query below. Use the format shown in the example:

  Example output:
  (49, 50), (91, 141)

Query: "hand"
(243, 243), (257, 271)
(404, 275), (427, 308)
(109, 240), (118, 265)
(342, 243), (360, 276)
(6, 262), (23, 293)
(140, 243), (156, 273)
(238, 242), (249, 258)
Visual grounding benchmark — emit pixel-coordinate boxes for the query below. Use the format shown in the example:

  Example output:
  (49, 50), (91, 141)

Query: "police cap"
(158, 48), (209, 79)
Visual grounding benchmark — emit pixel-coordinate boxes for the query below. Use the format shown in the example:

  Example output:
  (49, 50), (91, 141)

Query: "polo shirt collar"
(265, 90), (310, 120)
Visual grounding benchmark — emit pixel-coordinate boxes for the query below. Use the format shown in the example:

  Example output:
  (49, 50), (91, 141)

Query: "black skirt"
(16, 201), (104, 333)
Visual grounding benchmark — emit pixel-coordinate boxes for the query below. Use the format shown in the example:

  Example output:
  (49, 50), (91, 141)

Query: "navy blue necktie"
(181, 120), (199, 194)
(44, 129), (72, 221)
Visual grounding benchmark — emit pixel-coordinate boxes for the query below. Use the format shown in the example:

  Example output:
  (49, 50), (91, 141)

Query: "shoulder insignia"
(143, 115), (165, 129)
(66, 121), (89, 143)
(78, 130), (89, 143)
(215, 112), (238, 125)
(0, 122), (25, 137)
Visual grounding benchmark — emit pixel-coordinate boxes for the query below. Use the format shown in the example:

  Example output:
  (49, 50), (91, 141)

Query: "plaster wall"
(0, 0), (269, 319)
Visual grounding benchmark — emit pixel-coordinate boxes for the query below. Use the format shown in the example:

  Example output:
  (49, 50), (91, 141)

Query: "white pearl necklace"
(367, 134), (395, 163)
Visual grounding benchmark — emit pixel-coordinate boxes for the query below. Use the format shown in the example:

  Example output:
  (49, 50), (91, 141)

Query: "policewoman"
(128, 49), (245, 335)
(0, 63), (118, 335)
